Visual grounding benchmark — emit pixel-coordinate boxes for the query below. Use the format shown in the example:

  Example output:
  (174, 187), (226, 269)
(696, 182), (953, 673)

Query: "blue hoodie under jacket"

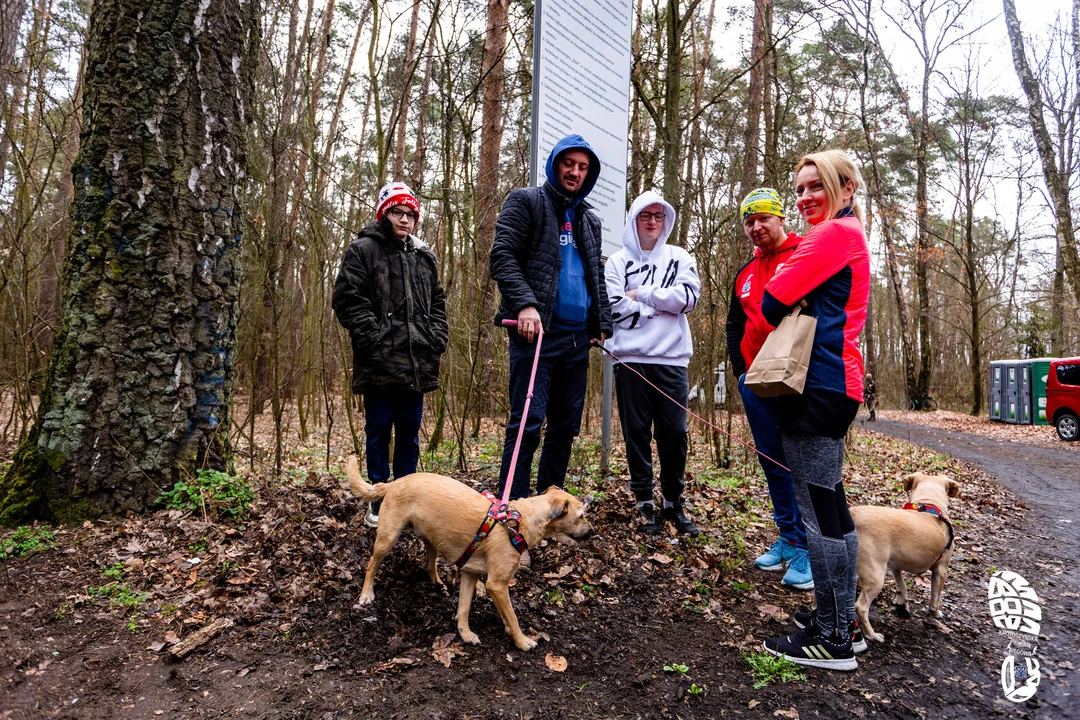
(489, 135), (612, 341)
(545, 135), (601, 329)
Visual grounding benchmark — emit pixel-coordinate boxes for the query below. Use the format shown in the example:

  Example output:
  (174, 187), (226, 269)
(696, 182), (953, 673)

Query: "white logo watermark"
(988, 570), (1041, 703)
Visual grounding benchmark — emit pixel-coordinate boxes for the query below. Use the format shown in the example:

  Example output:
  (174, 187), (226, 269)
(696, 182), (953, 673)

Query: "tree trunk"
(410, 27), (435, 189)
(0, 0), (258, 525)
(392, 0), (421, 180)
(0, 0), (26, 111)
(1052, 240), (1065, 354)
(661, 0), (684, 203)
(1002, 0), (1080, 307)
(913, 9), (934, 401)
(739, 0), (769, 197)
(38, 0), (91, 350)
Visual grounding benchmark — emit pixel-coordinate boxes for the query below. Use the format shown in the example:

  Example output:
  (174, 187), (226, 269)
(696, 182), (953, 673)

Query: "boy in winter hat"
(605, 190), (701, 536)
(332, 182), (448, 528)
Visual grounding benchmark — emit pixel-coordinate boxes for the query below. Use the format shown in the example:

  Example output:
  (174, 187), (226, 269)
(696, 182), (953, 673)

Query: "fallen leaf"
(545, 653), (568, 672)
(146, 641), (166, 653)
(774, 709), (799, 719)
(649, 553), (673, 565)
(164, 631), (180, 645)
(749, 700), (760, 709)
(757, 603), (787, 621)
(432, 633), (464, 667)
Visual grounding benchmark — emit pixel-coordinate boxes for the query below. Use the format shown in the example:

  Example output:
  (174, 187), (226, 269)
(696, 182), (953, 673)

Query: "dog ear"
(549, 497), (570, 520)
(947, 479), (960, 498)
(902, 473), (916, 493)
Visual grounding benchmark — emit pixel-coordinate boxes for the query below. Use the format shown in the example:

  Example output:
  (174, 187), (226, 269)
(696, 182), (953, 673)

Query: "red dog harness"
(903, 502), (954, 565)
(454, 491), (528, 568)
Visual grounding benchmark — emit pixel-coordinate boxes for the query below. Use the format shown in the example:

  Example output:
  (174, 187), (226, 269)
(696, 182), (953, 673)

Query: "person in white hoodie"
(605, 191), (701, 536)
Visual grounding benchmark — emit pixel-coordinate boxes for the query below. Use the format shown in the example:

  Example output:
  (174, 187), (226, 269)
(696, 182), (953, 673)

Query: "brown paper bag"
(744, 306), (817, 397)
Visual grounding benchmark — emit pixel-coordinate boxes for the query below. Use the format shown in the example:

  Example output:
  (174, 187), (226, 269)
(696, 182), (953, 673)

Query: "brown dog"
(346, 457), (594, 651)
(850, 472), (960, 643)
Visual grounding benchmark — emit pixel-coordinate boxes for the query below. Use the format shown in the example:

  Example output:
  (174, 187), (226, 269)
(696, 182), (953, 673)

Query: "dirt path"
(872, 417), (1080, 717)
(3, 423), (1077, 719)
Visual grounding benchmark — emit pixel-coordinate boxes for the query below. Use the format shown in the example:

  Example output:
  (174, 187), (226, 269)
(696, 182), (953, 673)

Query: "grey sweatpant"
(781, 432), (858, 637)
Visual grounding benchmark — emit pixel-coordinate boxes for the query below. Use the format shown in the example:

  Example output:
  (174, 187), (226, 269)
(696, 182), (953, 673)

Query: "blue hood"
(545, 134), (601, 203)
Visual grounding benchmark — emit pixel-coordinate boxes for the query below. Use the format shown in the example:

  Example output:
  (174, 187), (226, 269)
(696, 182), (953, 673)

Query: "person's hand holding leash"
(516, 306), (542, 343)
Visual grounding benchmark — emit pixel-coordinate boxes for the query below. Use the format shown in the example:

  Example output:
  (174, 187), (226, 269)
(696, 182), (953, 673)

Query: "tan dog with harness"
(850, 472), (959, 643)
(346, 457), (594, 651)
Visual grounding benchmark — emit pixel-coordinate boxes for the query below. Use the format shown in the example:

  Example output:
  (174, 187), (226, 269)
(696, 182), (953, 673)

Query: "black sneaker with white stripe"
(763, 622), (857, 671)
(793, 607), (867, 653)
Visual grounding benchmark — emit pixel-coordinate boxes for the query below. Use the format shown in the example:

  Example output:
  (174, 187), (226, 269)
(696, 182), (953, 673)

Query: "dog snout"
(573, 523), (595, 541)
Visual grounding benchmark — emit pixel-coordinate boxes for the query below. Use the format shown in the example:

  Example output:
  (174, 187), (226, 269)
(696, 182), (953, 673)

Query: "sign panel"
(531, 0), (633, 257)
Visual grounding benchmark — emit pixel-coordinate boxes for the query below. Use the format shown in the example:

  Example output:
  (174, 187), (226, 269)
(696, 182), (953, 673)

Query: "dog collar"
(903, 502), (954, 563)
(454, 491), (528, 568)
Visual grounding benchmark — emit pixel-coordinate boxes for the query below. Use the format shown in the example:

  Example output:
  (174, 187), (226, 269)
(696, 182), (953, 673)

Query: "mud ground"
(3, 418), (1077, 719)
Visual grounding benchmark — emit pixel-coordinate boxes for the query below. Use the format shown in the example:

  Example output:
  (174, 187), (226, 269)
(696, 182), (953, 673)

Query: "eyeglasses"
(638, 211), (666, 222)
(387, 208), (418, 221)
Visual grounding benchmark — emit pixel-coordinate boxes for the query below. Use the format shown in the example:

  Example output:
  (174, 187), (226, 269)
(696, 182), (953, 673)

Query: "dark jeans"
(614, 362), (688, 505)
(499, 328), (591, 500)
(740, 374), (807, 550)
(364, 389), (424, 495)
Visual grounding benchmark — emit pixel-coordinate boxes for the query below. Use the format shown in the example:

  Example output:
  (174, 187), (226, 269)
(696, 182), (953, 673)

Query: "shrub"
(744, 651), (807, 689)
(158, 469), (254, 519)
(0, 525), (54, 560)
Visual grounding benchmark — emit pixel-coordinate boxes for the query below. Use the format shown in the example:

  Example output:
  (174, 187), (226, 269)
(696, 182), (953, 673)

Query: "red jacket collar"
(752, 232), (801, 259)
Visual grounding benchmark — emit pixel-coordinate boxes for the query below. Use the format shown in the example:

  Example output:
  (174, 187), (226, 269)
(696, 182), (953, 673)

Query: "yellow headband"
(740, 187), (785, 220)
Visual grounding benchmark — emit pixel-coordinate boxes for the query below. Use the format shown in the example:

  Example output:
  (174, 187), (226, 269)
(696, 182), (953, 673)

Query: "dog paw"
(515, 636), (538, 652)
(893, 603), (912, 619)
(868, 631), (886, 643)
(354, 593), (375, 608)
(460, 631), (481, 645)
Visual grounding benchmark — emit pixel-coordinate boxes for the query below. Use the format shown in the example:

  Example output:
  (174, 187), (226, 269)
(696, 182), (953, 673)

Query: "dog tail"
(346, 456), (389, 501)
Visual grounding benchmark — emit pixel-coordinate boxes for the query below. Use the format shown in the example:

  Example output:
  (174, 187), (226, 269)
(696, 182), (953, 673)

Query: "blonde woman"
(757, 150), (870, 671)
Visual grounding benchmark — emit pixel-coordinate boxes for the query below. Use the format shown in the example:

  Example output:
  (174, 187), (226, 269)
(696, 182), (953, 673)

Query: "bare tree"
(1002, 0), (1080, 308)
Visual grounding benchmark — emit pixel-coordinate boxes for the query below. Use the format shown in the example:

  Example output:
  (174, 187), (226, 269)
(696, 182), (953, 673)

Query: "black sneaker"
(763, 623), (857, 671)
(637, 503), (659, 535)
(793, 608), (867, 654)
(662, 504), (700, 537)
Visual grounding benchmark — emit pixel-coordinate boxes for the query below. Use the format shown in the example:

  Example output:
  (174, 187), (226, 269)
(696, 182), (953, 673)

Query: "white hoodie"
(604, 191), (700, 367)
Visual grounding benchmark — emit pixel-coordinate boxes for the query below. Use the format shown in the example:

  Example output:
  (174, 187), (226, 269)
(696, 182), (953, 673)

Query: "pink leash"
(595, 343), (792, 473)
(496, 319), (544, 513)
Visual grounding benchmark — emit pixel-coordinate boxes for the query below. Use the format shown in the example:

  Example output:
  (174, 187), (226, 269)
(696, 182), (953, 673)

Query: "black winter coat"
(332, 221), (448, 394)
(490, 182), (613, 340)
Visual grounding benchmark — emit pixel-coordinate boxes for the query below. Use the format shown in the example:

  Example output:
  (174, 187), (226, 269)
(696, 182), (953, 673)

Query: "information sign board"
(531, 0), (633, 257)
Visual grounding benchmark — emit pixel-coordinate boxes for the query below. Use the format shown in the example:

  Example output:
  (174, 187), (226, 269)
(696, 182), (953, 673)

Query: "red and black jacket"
(761, 212), (870, 402)
(725, 233), (801, 378)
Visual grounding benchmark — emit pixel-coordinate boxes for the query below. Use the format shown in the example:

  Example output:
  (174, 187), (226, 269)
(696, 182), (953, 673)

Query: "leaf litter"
(0, 407), (1075, 718)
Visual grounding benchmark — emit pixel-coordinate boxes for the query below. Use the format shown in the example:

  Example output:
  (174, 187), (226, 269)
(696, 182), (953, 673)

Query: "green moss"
(0, 434), (54, 527)
(52, 498), (102, 526)
(0, 432), (94, 527)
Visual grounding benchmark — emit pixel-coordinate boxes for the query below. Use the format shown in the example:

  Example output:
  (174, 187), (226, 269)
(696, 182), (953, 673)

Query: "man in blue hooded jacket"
(491, 134), (613, 500)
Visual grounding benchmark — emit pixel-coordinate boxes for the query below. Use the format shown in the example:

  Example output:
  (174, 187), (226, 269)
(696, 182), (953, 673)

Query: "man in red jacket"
(726, 188), (812, 590)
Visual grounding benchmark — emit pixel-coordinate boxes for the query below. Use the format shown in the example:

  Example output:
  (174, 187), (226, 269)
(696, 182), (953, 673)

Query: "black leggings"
(781, 432), (858, 637)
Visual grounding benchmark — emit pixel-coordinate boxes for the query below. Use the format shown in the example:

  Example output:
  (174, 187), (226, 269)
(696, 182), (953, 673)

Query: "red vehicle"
(1047, 357), (1080, 441)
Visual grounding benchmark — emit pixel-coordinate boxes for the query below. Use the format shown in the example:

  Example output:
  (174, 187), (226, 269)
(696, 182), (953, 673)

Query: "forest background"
(0, 0), (1075, 519)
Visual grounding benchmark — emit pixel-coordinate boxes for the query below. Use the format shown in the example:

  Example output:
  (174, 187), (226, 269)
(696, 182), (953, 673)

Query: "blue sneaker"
(781, 548), (814, 590)
(754, 539), (797, 572)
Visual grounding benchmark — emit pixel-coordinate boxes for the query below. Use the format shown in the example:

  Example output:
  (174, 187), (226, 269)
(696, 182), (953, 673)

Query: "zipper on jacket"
(401, 246), (422, 391)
